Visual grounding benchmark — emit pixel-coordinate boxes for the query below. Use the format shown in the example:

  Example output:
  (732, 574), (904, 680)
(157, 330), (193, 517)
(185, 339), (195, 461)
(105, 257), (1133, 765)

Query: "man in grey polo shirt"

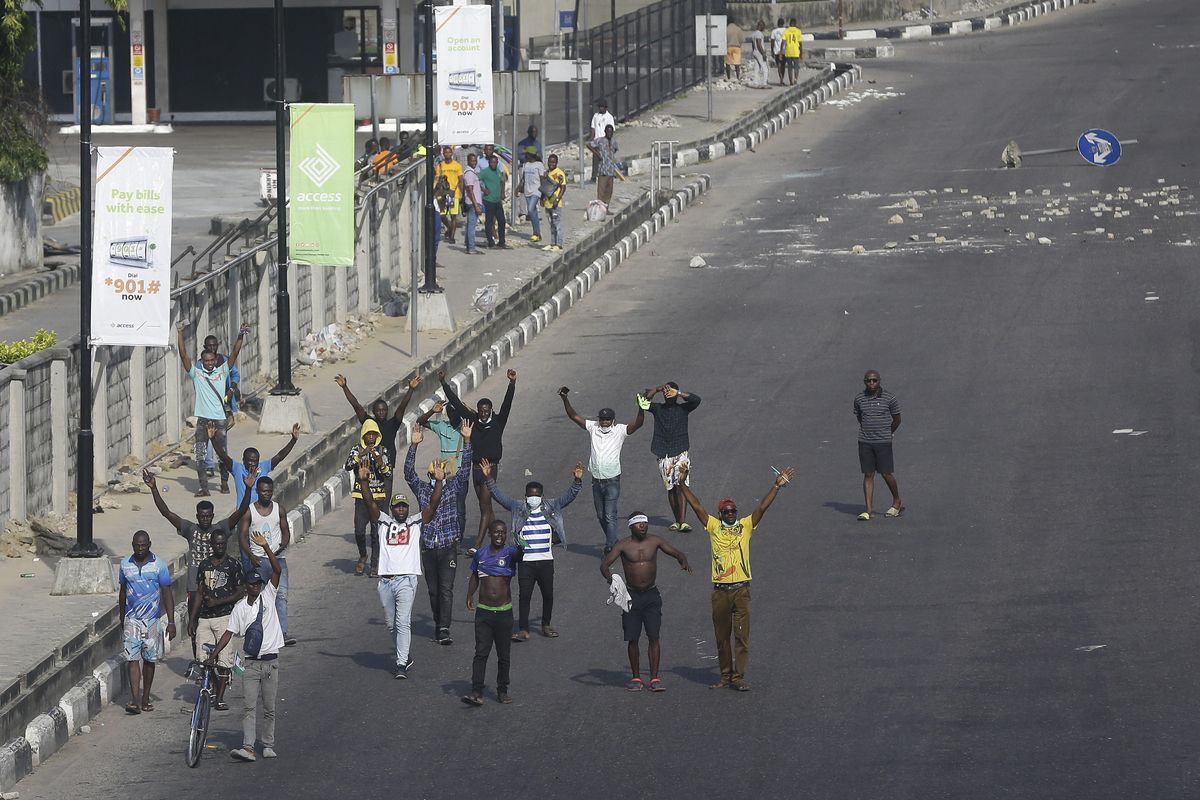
(853, 370), (903, 520)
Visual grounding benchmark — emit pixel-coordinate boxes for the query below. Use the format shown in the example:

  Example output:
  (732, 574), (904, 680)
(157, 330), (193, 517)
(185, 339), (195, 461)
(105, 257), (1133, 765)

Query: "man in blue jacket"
(478, 458), (583, 641)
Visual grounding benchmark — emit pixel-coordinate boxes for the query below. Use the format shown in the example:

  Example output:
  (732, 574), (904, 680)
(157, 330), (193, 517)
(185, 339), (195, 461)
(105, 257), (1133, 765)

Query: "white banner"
(91, 147), (173, 347)
(435, 4), (494, 145)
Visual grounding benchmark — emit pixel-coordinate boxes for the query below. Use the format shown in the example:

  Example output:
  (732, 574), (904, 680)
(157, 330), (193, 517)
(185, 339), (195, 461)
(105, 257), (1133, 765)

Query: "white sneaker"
(262, 747), (278, 759)
(231, 747), (257, 762)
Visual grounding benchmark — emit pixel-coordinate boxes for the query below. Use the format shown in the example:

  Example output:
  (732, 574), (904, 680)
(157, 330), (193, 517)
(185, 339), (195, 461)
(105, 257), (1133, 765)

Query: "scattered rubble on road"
(623, 114), (681, 129)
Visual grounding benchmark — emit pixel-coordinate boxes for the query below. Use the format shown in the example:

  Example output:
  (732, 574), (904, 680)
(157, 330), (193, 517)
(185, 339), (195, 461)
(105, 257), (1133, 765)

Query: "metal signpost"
(694, 14), (726, 123)
(542, 58), (591, 181)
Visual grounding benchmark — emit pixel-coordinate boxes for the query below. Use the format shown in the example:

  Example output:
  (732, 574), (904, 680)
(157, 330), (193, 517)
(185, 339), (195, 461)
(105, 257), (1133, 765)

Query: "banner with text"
(91, 146), (173, 347)
(289, 103), (355, 266)
(435, 5), (494, 145)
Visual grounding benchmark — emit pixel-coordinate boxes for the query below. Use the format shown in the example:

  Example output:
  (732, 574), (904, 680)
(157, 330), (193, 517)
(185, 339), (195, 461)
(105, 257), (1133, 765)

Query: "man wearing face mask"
(677, 463), (794, 692)
(559, 387), (646, 554)
(642, 382), (702, 531)
(478, 458), (583, 641)
(189, 528), (246, 710)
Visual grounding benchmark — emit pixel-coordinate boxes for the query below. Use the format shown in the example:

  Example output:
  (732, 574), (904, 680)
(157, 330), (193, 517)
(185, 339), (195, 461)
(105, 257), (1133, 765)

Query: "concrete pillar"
(357, 203), (373, 317)
(128, 0), (148, 125)
(150, 0), (170, 115)
(50, 356), (69, 513)
(397, 0), (415, 72)
(286, 257), (300, 355)
(129, 346), (147, 460)
(92, 351), (109, 485)
(335, 265), (349, 322)
(257, 263), (273, 380)
(7, 370), (27, 519)
(165, 331), (182, 441)
(310, 266), (327, 332)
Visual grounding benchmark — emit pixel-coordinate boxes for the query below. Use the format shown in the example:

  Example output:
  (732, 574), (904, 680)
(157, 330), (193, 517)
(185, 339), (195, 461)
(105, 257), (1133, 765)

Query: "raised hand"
(238, 323), (251, 336)
(356, 462), (371, 482)
(437, 369), (447, 382)
(142, 469), (155, 487)
(636, 393), (651, 410)
(408, 376), (422, 390)
(431, 400), (446, 414)
(432, 461), (447, 481)
(774, 467), (795, 488)
(558, 386), (570, 397)
(573, 462), (585, 481)
(176, 320), (185, 333)
(479, 459), (493, 479)
(460, 418), (474, 439)
(291, 422), (301, 439)
(334, 374), (348, 387)
(250, 531), (269, 548)
(243, 468), (258, 488)
(507, 369), (517, 381)
(410, 427), (424, 445)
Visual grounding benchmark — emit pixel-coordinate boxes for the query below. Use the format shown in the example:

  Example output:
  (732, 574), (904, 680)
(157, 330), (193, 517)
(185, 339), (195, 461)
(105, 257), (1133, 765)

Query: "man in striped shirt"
(480, 459), (584, 640)
(853, 370), (903, 520)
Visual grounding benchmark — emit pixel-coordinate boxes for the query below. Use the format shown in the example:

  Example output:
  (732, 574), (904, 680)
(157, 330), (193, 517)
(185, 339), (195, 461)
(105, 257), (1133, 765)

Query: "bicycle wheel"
(185, 688), (211, 767)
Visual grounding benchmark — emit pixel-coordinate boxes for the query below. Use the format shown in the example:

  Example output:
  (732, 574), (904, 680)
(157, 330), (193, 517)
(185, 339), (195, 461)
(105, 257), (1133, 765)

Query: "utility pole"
(270, 0), (297, 396)
(420, 0), (439, 293)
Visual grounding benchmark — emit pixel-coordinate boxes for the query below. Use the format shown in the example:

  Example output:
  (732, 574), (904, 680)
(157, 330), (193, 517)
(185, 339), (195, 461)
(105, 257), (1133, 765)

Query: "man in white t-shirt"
(238, 476), (295, 647)
(209, 533), (283, 762)
(770, 17), (786, 85)
(559, 387), (646, 554)
(589, 99), (615, 182)
(357, 462), (445, 679)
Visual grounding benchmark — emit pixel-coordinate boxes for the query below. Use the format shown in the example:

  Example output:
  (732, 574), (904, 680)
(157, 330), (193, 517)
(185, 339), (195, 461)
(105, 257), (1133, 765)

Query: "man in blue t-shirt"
(177, 320), (249, 497)
(210, 422), (302, 507)
(462, 521), (524, 707)
(118, 530), (176, 714)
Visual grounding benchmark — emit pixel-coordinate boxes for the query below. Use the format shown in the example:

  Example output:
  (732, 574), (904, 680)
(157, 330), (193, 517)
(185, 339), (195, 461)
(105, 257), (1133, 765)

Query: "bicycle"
(184, 642), (219, 768)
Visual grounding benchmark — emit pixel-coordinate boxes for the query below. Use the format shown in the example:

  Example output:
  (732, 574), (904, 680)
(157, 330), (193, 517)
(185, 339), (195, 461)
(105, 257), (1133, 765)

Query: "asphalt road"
(17, 0), (1200, 797)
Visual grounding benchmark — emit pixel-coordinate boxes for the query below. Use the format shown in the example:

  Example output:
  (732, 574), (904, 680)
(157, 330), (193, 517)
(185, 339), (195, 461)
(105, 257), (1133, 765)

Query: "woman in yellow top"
(782, 19), (804, 85)
(540, 153), (567, 251)
(436, 146), (464, 243)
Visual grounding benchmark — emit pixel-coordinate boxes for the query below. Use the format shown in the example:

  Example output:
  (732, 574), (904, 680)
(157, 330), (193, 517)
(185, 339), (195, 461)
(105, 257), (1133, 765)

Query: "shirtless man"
(463, 520), (525, 706)
(600, 512), (691, 692)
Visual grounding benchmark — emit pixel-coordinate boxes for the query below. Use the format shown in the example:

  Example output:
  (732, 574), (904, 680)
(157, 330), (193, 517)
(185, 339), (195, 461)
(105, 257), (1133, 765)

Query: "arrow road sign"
(1078, 128), (1122, 166)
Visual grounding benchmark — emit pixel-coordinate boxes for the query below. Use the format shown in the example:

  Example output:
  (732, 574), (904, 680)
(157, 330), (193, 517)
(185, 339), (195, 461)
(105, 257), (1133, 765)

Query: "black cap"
(598, 408), (616, 420)
(245, 569), (265, 585)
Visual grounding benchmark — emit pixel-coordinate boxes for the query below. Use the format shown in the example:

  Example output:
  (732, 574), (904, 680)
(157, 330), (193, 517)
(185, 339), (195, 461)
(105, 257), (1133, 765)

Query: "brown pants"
(596, 175), (614, 205)
(711, 585), (751, 683)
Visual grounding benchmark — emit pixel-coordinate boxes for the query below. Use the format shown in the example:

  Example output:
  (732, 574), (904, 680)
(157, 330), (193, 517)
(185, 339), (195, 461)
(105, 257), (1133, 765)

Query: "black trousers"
(517, 560), (554, 631)
(421, 546), (457, 632)
(471, 607), (513, 693)
(354, 499), (379, 565)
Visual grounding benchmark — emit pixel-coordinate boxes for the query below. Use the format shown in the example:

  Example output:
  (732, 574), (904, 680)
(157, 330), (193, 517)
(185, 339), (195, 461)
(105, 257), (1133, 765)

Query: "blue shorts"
(123, 617), (165, 662)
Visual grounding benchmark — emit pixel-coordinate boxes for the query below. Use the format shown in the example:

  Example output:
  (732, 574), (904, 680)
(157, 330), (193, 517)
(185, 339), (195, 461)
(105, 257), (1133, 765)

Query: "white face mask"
(526, 495), (543, 510)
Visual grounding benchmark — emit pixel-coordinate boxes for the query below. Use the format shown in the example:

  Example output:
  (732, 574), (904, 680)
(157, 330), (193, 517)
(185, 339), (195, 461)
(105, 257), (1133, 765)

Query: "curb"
(0, 262), (82, 320)
(42, 186), (81, 225)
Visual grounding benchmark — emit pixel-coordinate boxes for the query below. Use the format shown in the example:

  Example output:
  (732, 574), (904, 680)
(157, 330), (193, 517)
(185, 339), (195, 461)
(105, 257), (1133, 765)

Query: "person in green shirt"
(479, 153), (508, 248)
(416, 400), (468, 543)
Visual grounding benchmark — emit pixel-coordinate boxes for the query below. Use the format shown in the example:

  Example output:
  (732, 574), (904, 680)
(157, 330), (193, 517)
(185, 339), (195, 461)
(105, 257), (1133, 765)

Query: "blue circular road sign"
(1078, 129), (1122, 166)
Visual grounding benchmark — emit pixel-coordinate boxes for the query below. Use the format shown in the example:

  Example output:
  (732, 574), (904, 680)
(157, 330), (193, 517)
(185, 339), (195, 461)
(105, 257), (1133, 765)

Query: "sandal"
(857, 512), (871, 521)
(213, 701), (229, 711)
(461, 695), (484, 707)
(668, 523), (680, 531)
(354, 558), (366, 576)
(124, 702), (141, 714)
(648, 678), (665, 693)
(140, 702), (155, 712)
(540, 627), (559, 638)
(885, 505), (905, 518)
(677, 523), (692, 532)
(512, 630), (530, 642)
(626, 678), (644, 692)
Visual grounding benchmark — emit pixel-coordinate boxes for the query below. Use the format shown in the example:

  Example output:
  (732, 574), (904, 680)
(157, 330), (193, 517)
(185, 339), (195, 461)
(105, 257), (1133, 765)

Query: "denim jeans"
(241, 658), (278, 749)
(592, 476), (621, 549)
(525, 195), (542, 237)
(546, 207), (562, 246)
(465, 204), (479, 251)
(241, 555), (287, 635)
(377, 575), (418, 666)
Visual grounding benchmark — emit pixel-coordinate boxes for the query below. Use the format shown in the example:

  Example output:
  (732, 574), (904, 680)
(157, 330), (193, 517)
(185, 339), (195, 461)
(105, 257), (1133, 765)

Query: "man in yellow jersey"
(436, 146), (464, 244)
(782, 18), (804, 85)
(677, 464), (794, 692)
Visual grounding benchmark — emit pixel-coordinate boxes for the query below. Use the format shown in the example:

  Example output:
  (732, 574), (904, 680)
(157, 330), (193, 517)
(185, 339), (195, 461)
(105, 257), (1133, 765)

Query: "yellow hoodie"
(345, 418), (391, 499)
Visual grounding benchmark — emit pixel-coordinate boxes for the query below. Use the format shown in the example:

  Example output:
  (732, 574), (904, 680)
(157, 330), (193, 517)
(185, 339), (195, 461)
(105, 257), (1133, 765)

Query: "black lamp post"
(420, 0), (439, 294)
(270, 0), (298, 395)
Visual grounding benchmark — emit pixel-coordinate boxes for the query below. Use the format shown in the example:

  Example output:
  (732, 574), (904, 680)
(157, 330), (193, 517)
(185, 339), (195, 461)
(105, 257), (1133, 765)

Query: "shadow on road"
(568, 667), (628, 688)
(668, 665), (720, 687)
(822, 500), (864, 517)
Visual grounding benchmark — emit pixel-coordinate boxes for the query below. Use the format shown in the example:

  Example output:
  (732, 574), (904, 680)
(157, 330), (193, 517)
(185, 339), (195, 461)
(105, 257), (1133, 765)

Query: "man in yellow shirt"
(782, 18), (804, 85)
(678, 464), (793, 692)
(540, 153), (567, 251)
(435, 146), (464, 244)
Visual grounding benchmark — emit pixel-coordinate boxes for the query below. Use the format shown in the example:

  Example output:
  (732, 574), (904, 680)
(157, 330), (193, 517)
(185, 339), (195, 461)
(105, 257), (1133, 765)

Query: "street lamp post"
(270, 0), (298, 395)
(420, 0), (439, 294)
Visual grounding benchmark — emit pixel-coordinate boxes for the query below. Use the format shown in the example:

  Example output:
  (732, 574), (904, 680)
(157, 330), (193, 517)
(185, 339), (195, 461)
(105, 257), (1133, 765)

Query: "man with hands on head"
(414, 398), (467, 543)
(208, 422), (301, 507)
(177, 319), (250, 497)
(358, 460), (446, 679)
(642, 382), (702, 531)
(559, 386), (645, 554)
(676, 463), (794, 692)
(463, 520), (525, 707)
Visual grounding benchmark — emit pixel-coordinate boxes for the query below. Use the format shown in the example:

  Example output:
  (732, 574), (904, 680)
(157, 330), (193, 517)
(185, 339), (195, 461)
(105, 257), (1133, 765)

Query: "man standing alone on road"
(600, 512), (691, 692)
(177, 320), (248, 497)
(854, 370), (903, 520)
(642, 382), (702, 531)
(678, 464), (793, 692)
(559, 386), (645, 553)
(463, 521), (525, 706)
(119, 531), (176, 714)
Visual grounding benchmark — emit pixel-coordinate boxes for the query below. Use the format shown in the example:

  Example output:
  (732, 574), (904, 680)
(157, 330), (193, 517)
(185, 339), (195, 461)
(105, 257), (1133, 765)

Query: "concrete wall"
(0, 168), (422, 522)
(0, 175), (44, 275)
(728, 0), (973, 28)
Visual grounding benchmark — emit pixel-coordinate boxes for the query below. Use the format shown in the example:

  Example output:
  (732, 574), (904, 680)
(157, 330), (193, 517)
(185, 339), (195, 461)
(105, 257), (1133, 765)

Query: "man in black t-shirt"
(189, 529), (246, 710)
(334, 374), (422, 478)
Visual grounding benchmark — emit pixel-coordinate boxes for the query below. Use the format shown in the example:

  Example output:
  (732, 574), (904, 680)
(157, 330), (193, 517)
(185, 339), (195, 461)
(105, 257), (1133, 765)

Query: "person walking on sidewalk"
(208, 534), (284, 762)
(480, 152), (509, 248)
(480, 458), (583, 641)
(143, 468), (253, 605)
(462, 520), (525, 706)
(854, 369), (903, 520)
(558, 386), (645, 553)
(725, 19), (744, 80)
(177, 320), (248, 497)
(642, 382), (702, 531)
(677, 464), (793, 692)
(334, 373), (420, 479)
(439, 368), (517, 546)
(357, 461), (446, 678)
(518, 148), (546, 245)
(748, 22), (768, 85)
(782, 18), (804, 85)
(239, 477), (295, 646)
(209, 422), (301, 508)
(589, 100), (615, 180)
(770, 18), (786, 85)
(461, 153), (485, 255)
(119, 530), (176, 714)
(189, 527), (246, 711)
(587, 125), (620, 208)
(403, 422), (474, 646)
(344, 418), (393, 576)
(600, 512), (692, 692)
(541, 153), (567, 251)
(436, 145), (463, 244)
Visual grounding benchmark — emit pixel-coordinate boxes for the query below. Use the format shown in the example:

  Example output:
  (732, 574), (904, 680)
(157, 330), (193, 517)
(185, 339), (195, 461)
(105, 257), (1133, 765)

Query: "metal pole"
(72, 0), (99, 557)
(420, 0), (439, 293)
(270, 0), (297, 394)
(539, 68), (546, 156)
(370, 75), (379, 144)
(510, 70), (518, 224)
(576, 76), (584, 182)
(705, 11), (712, 123)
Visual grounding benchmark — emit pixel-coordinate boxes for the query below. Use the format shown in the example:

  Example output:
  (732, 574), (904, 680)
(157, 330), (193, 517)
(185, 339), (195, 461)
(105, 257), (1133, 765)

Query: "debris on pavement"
(689, 256), (707, 268)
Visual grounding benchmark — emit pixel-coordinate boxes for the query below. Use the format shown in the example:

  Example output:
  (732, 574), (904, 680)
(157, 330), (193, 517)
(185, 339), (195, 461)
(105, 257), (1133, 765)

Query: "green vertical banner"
(289, 103), (355, 266)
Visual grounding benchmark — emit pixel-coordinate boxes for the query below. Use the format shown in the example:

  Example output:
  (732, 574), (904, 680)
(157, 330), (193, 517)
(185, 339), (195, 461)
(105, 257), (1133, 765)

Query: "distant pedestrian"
(480, 152), (509, 248)
(344, 418), (393, 576)
(677, 464), (793, 691)
(600, 512), (692, 692)
(208, 534), (284, 762)
(435, 145), (463, 244)
(119, 530), (177, 714)
(358, 461), (445, 678)
(783, 18), (803, 85)
(854, 370), (903, 520)
(748, 22), (768, 85)
(517, 148), (546, 245)
(461, 152), (485, 255)
(239, 476), (295, 646)
(517, 124), (543, 160)
(725, 19), (744, 80)
(641, 382), (702, 531)
(589, 100), (615, 180)
(587, 125), (619, 207)
(541, 153), (567, 251)
(176, 320), (248, 497)
(188, 527), (246, 711)
(403, 421), (473, 646)
(334, 373), (419, 474)
(480, 458), (583, 641)
(770, 18), (786, 85)
(209, 422), (300, 508)
(558, 386), (645, 553)
(462, 520), (525, 706)
(357, 138), (379, 173)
